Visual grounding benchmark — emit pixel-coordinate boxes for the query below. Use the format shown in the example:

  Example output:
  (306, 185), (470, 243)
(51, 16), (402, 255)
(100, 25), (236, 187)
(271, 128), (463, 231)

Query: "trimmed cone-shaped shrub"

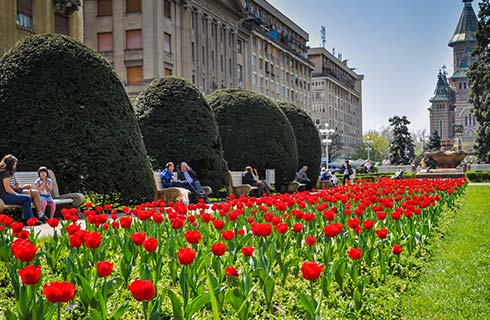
(278, 102), (321, 184)
(0, 34), (154, 201)
(208, 89), (298, 185)
(134, 77), (228, 191)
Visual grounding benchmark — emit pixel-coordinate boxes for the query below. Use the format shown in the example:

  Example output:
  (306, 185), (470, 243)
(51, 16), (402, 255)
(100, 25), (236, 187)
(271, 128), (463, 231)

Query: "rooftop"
(449, 0), (478, 46)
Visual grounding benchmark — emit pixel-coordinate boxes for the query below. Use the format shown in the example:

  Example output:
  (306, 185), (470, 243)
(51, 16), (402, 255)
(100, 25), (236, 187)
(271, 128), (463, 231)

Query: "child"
(35, 167), (56, 218)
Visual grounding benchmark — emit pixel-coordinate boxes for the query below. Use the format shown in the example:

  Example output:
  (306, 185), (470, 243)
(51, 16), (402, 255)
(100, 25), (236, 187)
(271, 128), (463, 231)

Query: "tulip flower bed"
(0, 178), (466, 319)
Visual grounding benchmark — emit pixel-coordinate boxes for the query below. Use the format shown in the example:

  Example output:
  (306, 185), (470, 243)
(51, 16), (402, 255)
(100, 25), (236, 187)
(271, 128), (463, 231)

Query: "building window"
(126, 29), (142, 49)
(237, 39), (242, 54)
(252, 55), (257, 67)
(164, 33), (172, 53)
(212, 51), (215, 68)
(164, 68), (172, 76)
(439, 120), (443, 138)
(192, 42), (195, 61)
(220, 54), (224, 72)
(164, 0), (171, 19)
(16, 0), (33, 30)
(97, 32), (113, 52)
(127, 66), (143, 85)
(252, 74), (257, 87)
(54, 13), (69, 35)
(237, 64), (243, 82)
(202, 47), (206, 65)
(126, 0), (141, 13)
(98, 0), (112, 16)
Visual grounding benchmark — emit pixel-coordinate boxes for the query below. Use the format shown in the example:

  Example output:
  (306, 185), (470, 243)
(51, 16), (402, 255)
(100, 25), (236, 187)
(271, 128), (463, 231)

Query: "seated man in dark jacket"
(178, 162), (208, 203)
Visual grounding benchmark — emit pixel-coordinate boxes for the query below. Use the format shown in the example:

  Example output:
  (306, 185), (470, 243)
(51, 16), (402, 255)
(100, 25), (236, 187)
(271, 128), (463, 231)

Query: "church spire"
(449, 0), (478, 47)
(430, 69), (452, 102)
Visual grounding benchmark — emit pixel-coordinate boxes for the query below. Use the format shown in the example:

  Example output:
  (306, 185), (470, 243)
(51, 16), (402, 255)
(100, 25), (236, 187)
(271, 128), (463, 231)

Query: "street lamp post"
(365, 140), (373, 160)
(318, 123), (335, 168)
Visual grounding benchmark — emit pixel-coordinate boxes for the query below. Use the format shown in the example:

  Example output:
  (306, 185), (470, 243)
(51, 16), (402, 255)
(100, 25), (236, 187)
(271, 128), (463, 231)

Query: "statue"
(54, 0), (81, 16)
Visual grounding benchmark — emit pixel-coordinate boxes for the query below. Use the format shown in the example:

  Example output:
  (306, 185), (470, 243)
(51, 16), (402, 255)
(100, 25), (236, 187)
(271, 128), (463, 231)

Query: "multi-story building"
(429, 0), (477, 148)
(241, 0), (314, 109)
(0, 0), (83, 56)
(308, 47), (363, 158)
(83, 0), (313, 107)
(83, 0), (248, 97)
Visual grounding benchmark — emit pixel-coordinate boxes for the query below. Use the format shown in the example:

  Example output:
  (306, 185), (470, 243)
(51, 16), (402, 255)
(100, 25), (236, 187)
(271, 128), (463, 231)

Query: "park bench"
(153, 172), (212, 203)
(287, 181), (306, 193)
(0, 170), (85, 213)
(228, 171), (258, 196)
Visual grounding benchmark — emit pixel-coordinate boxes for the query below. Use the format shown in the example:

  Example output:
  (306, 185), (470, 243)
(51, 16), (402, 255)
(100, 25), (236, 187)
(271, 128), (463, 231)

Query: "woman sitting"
(242, 166), (272, 195)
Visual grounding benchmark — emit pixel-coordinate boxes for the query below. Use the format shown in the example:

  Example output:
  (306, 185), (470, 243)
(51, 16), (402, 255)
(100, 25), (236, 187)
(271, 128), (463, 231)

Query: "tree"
(359, 130), (390, 161)
(328, 132), (344, 159)
(426, 130), (442, 151)
(469, 0), (490, 162)
(208, 89), (298, 186)
(388, 116), (415, 165)
(278, 102), (321, 184)
(0, 34), (154, 202)
(134, 77), (228, 192)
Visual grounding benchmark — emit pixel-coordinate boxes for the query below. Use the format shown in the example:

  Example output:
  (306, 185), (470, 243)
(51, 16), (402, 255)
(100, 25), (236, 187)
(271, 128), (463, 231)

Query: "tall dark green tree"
(0, 34), (154, 202)
(426, 130), (442, 151)
(469, 0), (490, 162)
(388, 116), (415, 164)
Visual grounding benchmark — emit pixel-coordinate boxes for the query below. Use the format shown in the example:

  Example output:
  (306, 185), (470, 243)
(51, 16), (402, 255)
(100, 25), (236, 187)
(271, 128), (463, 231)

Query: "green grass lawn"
(400, 185), (490, 319)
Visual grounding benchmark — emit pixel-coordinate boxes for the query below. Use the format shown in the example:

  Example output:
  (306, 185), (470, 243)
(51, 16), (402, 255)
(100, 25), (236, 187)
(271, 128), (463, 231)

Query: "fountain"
(415, 138), (468, 179)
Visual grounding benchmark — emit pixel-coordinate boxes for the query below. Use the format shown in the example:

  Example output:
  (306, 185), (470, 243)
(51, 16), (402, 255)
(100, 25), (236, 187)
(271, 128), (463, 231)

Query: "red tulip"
(392, 244), (403, 255)
(27, 217), (38, 226)
(241, 246), (254, 257)
(43, 281), (76, 303)
(65, 224), (81, 235)
(211, 242), (226, 256)
(47, 218), (59, 228)
(69, 233), (83, 248)
(84, 231), (102, 249)
(184, 230), (202, 244)
(18, 264), (41, 285)
(376, 228), (389, 239)
(363, 219), (375, 230)
(251, 223), (272, 237)
(292, 223), (303, 233)
(225, 266), (239, 277)
(221, 230), (235, 241)
(97, 261), (114, 277)
(212, 220), (225, 230)
(301, 261), (324, 281)
(128, 279), (156, 302)
(177, 248), (197, 265)
(305, 236), (316, 246)
(11, 239), (37, 262)
(130, 232), (147, 246)
(347, 248), (362, 260)
(143, 237), (158, 252)
(323, 223), (343, 238)
(120, 216), (133, 229)
(11, 222), (24, 233)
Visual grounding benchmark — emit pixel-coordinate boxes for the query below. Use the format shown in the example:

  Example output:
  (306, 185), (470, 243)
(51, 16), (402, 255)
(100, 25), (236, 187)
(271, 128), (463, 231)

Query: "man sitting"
(295, 165), (313, 190)
(178, 162), (207, 202)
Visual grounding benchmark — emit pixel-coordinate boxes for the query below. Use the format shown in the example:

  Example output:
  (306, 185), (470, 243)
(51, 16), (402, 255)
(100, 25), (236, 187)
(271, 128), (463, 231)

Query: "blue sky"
(267, 0), (477, 133)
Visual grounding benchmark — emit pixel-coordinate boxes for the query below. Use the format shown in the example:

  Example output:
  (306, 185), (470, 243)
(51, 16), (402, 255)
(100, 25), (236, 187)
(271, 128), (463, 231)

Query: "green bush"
(135, 77), (228, 191)
(278, 102), (321, 184)
(465, 170), (490, 182)
(0, 34), (154, 202)
(208, 89), (298, 185)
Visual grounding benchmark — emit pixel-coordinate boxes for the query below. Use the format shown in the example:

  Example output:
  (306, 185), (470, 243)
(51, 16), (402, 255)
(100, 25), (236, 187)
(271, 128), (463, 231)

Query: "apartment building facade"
(309, 47), (363, 158)
(83, 0), (313, 107)
(0, 0), (83, 56)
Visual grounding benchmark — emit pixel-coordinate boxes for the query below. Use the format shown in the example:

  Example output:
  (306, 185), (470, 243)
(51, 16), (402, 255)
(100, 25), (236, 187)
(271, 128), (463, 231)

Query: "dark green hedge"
(465, 171), (490, 182)
(135, 77), (228, 191)
(278, 102), (321, 184)
(0, 34), (154, 202)
(354, 172), (416, 181)
(208, 89), (298, 185)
